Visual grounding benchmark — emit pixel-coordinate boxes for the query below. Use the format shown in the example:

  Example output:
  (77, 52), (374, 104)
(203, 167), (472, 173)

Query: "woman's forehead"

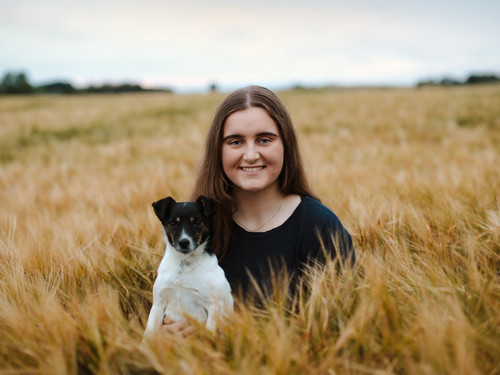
(222, 107), (278, 136)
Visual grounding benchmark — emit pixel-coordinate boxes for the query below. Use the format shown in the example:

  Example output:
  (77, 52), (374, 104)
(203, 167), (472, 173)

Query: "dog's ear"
(152, 196), (175, 221)
(196, 196), (217, 217)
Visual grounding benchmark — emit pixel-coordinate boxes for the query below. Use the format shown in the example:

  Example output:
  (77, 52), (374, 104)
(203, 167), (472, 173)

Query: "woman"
(162, 85), (355, 335)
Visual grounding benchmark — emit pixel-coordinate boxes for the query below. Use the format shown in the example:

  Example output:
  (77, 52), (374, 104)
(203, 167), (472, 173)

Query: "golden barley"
(1, 86), (499, 374)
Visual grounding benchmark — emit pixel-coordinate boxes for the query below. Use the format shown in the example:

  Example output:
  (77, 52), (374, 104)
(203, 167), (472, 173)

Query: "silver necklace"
(234, 197), (285, 232)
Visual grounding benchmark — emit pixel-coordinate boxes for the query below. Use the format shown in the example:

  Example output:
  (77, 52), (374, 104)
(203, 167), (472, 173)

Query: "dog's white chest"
(155, 270), (209, 322)
(152, 245), (231, 324)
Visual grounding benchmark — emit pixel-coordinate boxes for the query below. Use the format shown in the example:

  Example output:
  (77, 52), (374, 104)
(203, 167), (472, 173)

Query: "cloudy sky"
(1, 0), (499, 92)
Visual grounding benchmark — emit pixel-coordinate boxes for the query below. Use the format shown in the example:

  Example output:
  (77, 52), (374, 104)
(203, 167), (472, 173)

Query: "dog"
(143, 196), (233, 343)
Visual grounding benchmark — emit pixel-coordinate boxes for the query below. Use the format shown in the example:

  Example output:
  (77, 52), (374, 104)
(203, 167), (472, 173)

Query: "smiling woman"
(188, 86), (356, 301)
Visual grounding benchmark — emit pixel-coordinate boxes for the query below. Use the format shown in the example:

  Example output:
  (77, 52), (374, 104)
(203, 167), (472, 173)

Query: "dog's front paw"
(139, 338), (150, 351)
(205, 318), (217, 332)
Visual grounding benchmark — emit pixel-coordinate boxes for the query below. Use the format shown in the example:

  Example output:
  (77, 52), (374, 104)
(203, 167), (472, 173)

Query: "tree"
(37, 82), (76, 94)
(209, 82), (218, 93)
(0, 71), (34, 94)
(465, 74), (500, 84)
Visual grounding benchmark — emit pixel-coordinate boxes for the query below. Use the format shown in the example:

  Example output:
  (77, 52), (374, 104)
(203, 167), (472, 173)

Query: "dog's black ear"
(152, 196), (175, 221)
(196, 196), (217, 217)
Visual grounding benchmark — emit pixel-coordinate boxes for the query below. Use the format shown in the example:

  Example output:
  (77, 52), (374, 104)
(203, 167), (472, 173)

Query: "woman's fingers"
(163, 316), (175, 325)
(162, 318), (195, 337)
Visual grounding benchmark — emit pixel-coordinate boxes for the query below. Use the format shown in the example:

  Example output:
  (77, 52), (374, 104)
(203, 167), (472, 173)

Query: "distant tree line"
(0, 71), (173, 95)
(3, 70), (500, 94)
(417, 74), (500, 87)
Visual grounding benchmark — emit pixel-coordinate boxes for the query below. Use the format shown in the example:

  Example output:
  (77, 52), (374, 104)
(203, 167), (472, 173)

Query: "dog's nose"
(179, 239), (190, 249)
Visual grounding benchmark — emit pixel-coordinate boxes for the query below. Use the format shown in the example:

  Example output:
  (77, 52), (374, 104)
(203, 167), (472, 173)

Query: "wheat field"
(0, 85), (499, 374)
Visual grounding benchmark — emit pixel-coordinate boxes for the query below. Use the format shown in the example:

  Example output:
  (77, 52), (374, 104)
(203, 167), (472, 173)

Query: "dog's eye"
(193, 219), (203, 226)
(168, 221), (178, 228)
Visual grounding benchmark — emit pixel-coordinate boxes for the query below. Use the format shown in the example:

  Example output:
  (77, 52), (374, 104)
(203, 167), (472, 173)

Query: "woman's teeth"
(241, 167), (264, 172)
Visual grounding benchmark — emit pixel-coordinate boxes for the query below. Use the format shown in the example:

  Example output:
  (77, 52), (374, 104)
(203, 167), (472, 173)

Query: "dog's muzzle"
(175, 237), (194, 253)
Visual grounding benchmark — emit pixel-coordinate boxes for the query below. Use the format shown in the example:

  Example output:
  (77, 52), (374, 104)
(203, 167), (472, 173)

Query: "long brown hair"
(192, 85), (318, 259)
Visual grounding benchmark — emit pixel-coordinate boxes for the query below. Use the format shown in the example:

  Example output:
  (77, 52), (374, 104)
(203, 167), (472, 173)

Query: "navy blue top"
(219, 196), (355, 299)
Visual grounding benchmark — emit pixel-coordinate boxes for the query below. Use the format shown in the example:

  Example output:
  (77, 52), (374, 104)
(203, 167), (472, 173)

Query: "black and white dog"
(143, 196), (233, 342)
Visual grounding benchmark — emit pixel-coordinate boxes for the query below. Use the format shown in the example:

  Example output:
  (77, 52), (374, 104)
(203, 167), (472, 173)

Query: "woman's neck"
(232, 186), (286, 231)
(233, 185), (283, 216)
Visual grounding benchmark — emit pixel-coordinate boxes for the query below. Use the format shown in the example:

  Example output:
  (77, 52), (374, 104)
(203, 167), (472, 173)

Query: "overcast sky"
(1, 0), (499, 92)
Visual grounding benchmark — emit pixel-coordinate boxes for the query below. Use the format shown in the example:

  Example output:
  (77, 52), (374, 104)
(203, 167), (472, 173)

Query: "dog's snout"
(179, 239), (190, 249)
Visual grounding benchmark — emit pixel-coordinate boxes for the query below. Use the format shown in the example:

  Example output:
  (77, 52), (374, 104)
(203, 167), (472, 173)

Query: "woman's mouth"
(240, 166), (265, 172)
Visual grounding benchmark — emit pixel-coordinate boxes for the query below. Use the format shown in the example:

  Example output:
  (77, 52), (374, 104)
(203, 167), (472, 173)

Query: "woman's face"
(221, 107), (284, 195)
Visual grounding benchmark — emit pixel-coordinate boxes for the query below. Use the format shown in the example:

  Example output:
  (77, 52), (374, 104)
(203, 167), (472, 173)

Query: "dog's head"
(152, 196), (217, 254)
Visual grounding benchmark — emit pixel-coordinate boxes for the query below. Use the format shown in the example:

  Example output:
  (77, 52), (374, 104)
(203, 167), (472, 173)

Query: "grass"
(0, 85), (499, 374)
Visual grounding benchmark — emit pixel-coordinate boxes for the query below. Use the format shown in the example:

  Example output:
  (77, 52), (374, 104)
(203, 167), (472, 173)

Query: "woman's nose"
(243, 144), (260, 162)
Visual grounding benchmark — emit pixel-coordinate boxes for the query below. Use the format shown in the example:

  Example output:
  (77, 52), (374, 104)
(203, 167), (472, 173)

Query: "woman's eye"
(228, 139), (242, 145)
(259, 138), (271, 144)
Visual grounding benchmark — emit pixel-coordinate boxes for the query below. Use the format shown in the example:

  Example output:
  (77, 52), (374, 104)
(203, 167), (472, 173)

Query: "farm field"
(0, 85), (499, 374)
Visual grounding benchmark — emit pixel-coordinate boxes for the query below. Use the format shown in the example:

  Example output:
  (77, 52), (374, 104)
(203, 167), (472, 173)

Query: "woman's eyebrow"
(222, 134), (243, 142)
(256, 132), (279, 138)
(222, 132), (279, 142)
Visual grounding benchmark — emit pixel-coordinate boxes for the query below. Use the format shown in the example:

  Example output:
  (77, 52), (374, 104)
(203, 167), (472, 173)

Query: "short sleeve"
(298, 197), (355, 268)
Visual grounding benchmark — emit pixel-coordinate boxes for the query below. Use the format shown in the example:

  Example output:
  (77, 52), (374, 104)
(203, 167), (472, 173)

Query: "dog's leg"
(142, 303), (164, 344)
(205, 303), (219, 332)
(206, 295), (233, 332)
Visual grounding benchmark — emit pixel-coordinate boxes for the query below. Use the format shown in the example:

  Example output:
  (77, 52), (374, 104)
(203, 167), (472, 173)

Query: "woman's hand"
(162, 316), (195, 337)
